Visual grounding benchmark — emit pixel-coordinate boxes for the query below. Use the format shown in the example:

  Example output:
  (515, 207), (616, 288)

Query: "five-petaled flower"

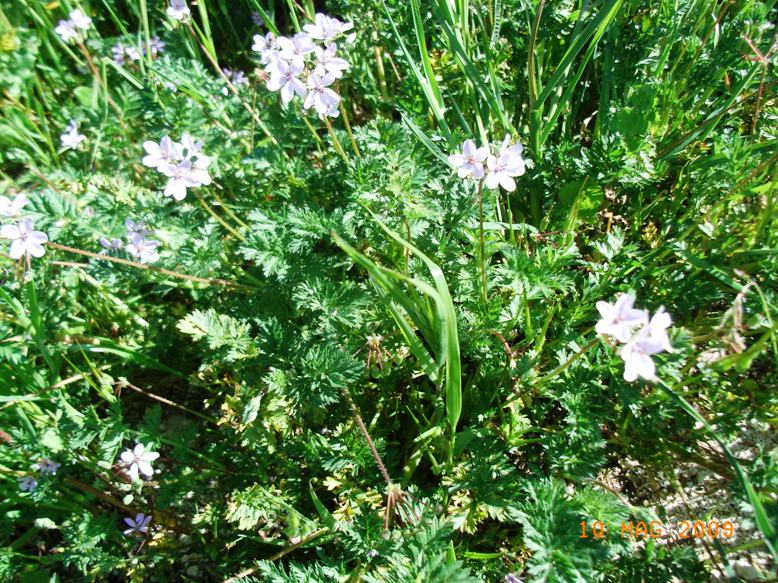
(303, 13), (353, 43)
(597, 294), (674, 382)
(126, 233), (161, 264)
(142, 134), (212, 201)
(61, 120), (86, 151)
(448, 139), (488, 180)
(123, 513), (152, 535)
(313, 44), (349, 79)
(595, 293), (648, 343)
(484, 135), (527, 192)
(125, 219), (152, 238)
(304, 73), (341, 117)
(252, 32), (280, 67)
(167, 0), (190, 21)
(277, 33), (316, 69)
(1, 218), (48, 260)
(54, 19), (78, 42)
(33, 458), (61, 475)
(142, 136), (178, 169)
(0, 194), (27, 218)
(161, 160), (211, 201)
(19, 476), (37, 492)
(620, 324), (667, 382)
(69, 9), (92, 30)
(54, 8), (91, 43)
(267, 59), (307, 104)
(119, 443), (160, 481)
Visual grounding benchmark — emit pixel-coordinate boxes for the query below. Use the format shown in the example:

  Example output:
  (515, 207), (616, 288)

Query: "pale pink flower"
(126, 233), (160, 264)
(1, 218), (48, 259)
(0, 194), (27, 218)
(595, 294), (649, 343)
(54, 19), (79, 43)
(303, 13), (353, 43)
(448, 139), (488, 179)
(266, 59), (307, 104)
(142, 136), (178, 169)
(160, 160), (211, 201)
(167, 0), (190, 21)
(313, 43), (349, 79)
(119, 443), (159, 481)
(32, 458), (61, 475)
(277, 33), (315, 69)
(484, 135), (526, 192)
(304, 73), (341, 117)
(69, 9), (92, 31)
(60, 120), (86, 150)
(620, 325), (666, 382)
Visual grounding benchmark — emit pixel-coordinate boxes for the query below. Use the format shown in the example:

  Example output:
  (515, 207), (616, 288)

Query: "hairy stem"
(478, 180), (487, 303)
(46, 242), (250, 289)
(342, 387), (392, 488)
(336, 81), (361, 157)
(323, 116), (349, 163)
(193, 190), (246, 240)
(186, 23), (277, 145)
(77, 42), (128, 132)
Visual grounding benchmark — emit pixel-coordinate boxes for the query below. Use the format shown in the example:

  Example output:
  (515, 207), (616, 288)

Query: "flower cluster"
(448, 135), (529, 192)
(252, 13), (353, 117)
(60, 120), (86, 151)
(596, 293), (673, 382)
(0, 194), (48, 261)
(141, 134), (212, 201)
(54, 8), (92, 43)
(116, 444), (159, 537)
(100, 219), (161, 264)
(112, 36), (165, 66)
(19, 458), (61, 492)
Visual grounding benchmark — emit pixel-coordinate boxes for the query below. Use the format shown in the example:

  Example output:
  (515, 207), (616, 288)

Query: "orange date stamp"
(580, 519), (737, 541)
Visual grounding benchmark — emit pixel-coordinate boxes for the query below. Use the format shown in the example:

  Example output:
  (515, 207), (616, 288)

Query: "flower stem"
(335, 81), (361, 157)
(300, 114), (324, 147)
(77, 42), (128, 133)
(478, 181), (487, 303)
(323, 116), (349, 163)
(185, 23), (277, 146)
(372, 30), (390, 103)
(119, 380), (217, 424)
(211, 187), (249, 229)
(342, 387), (392, 488)
(193, 190), (246, 241)
(338, 100), (361, 157)
(46, 242), (251, 289)
(537, 336), (600, 386)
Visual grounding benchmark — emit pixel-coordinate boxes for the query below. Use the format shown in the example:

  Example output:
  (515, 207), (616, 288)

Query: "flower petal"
(8, 239), (24, 260)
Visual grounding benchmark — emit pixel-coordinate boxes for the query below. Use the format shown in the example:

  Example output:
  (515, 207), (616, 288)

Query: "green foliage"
(178, 308), (260, 361)
(0, 0), (776, 581)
